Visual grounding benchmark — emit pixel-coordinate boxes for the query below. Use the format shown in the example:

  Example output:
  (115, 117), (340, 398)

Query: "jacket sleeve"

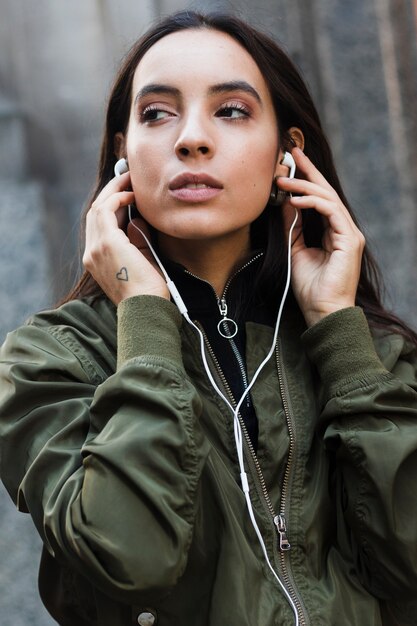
(302, 306), (417, 601)
(0, 295), (209, 604)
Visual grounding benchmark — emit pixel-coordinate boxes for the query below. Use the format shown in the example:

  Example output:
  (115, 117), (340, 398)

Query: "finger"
(88, 191), (135, 233)
(90, 190), (136, 216)
(278, 177), (337, 204)
(85, 198), (130, 253)
(290, 195), (365, 256)
(289, 195), (358, 234)
(93, 171), (132, 206)
(278, 176), (354, 225)
(291, 147), (334, 191)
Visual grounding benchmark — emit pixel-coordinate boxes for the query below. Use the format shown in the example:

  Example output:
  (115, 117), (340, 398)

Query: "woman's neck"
(158, 231), (251, 296)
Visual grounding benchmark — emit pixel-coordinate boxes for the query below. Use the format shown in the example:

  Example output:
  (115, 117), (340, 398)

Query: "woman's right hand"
(83, 172), (170, 305)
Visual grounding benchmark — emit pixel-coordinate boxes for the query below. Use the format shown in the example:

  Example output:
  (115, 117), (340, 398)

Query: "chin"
(167, 211), (257, 234)
(159, 227), (236, 242)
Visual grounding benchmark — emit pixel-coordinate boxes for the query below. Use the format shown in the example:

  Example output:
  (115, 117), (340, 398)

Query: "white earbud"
(114, 157), (129, 177)
(281, 151), (296, 179)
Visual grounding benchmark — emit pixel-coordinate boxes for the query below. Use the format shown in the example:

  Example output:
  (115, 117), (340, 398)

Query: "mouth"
(168, 173), (223, 203)
(169, 172), (223, 191)
(180, 183), (214, 189)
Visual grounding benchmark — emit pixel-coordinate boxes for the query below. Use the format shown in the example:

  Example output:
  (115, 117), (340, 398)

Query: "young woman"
(1, 10), (417, 626)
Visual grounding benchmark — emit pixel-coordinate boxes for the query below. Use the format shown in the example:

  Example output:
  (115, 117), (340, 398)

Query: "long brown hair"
(63, 10), (416, 345)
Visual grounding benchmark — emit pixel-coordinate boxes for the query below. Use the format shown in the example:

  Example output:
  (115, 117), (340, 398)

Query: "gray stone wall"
(0, 1), (416, 624)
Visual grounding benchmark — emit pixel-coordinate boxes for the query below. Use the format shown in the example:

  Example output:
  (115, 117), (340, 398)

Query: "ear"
(288, 127), (304, 150)
(114, 132), (126, 159)
(274, 126), (305, 177)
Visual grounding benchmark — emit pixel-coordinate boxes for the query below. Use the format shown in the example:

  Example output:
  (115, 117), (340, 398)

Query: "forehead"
(132, 28), (270, 95)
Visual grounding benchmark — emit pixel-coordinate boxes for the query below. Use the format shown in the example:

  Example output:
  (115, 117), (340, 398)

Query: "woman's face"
(121, 28), (282, 248)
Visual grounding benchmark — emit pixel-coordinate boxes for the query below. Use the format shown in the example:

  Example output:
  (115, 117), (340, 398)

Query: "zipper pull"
(218, 297), (228, 318)
(274, 514), (291, 551)
(217, 297), (238, 339)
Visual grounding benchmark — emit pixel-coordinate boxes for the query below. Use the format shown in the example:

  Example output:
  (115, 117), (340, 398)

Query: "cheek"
(127, 143), (165, 216)
(128, 146), (160, 184)
(238, 145), (276, 202)
(238, 131), (277, 176)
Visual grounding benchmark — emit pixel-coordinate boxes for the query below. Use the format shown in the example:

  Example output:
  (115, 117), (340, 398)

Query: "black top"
(164, 253), (277, 451)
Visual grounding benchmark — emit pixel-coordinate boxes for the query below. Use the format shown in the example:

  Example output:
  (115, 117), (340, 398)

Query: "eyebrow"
(209, 81), (261, 103)
(134, 80), (262, 106)
(134, 84), (180, 105)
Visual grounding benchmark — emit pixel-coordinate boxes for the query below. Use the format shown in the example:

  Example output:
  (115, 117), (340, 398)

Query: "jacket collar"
(160, 251), (273, 325)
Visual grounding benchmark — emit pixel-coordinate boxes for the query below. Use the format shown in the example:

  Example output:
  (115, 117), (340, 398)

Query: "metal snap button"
(137, 611), (156, 626)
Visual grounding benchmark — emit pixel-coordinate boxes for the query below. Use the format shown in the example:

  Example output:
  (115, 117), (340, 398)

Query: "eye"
(140, 105), (174, 123)
(216, 102), (250, 120)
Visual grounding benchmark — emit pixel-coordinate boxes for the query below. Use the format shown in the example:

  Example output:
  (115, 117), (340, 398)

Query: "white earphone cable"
(127, 202), (300, 625)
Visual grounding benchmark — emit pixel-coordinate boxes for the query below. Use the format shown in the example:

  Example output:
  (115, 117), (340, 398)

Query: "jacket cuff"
(117, 295), (183, 369)
(301, 307), (387, 391)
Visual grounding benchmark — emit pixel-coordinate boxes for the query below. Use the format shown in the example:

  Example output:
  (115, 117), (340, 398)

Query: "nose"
(174, 110), (215, 160)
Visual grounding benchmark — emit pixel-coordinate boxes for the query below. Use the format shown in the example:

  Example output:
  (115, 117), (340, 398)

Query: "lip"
(168, 172), (224, 203)
(169, 172), (223, 191)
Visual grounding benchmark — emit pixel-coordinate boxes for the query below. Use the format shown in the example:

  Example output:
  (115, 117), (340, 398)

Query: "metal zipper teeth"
(221, 252), (264, 300)
(275, 340), (309, 626)
(223, 322), (250, 408)
(275, 340), (295, 519)
(184, 252), (264, 305)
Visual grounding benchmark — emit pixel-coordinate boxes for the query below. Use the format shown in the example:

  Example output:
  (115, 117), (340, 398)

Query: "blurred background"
(0, 0), (416, 623)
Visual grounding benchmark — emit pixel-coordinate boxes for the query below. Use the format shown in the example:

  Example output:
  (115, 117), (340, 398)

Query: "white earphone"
(281, 151), (296, 179)
(114, 157), (129, 177)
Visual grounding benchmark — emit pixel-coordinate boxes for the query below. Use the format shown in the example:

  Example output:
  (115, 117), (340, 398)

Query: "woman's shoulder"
(25, 295), (117, 335)
(1, 296), (118, 384)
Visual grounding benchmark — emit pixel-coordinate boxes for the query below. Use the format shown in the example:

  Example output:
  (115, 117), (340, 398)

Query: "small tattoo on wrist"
(116, 267), (128, 281)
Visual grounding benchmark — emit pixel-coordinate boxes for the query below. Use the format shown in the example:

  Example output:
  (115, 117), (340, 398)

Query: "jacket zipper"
(275, 339), (309, 626)
(195, 323), (308, 625)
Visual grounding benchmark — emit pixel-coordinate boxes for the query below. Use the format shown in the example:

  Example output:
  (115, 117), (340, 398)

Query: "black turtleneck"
(163, 252), (276, 451)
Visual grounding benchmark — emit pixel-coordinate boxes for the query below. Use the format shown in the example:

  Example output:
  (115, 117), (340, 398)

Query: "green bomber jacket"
(1, 294), (417, 626)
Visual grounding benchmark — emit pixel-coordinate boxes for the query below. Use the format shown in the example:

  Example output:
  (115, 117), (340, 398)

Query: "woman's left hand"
(278, 147), (365, 327)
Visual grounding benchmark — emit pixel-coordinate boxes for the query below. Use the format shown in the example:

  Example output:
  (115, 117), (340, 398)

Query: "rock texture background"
(0, 0), (416, 623)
